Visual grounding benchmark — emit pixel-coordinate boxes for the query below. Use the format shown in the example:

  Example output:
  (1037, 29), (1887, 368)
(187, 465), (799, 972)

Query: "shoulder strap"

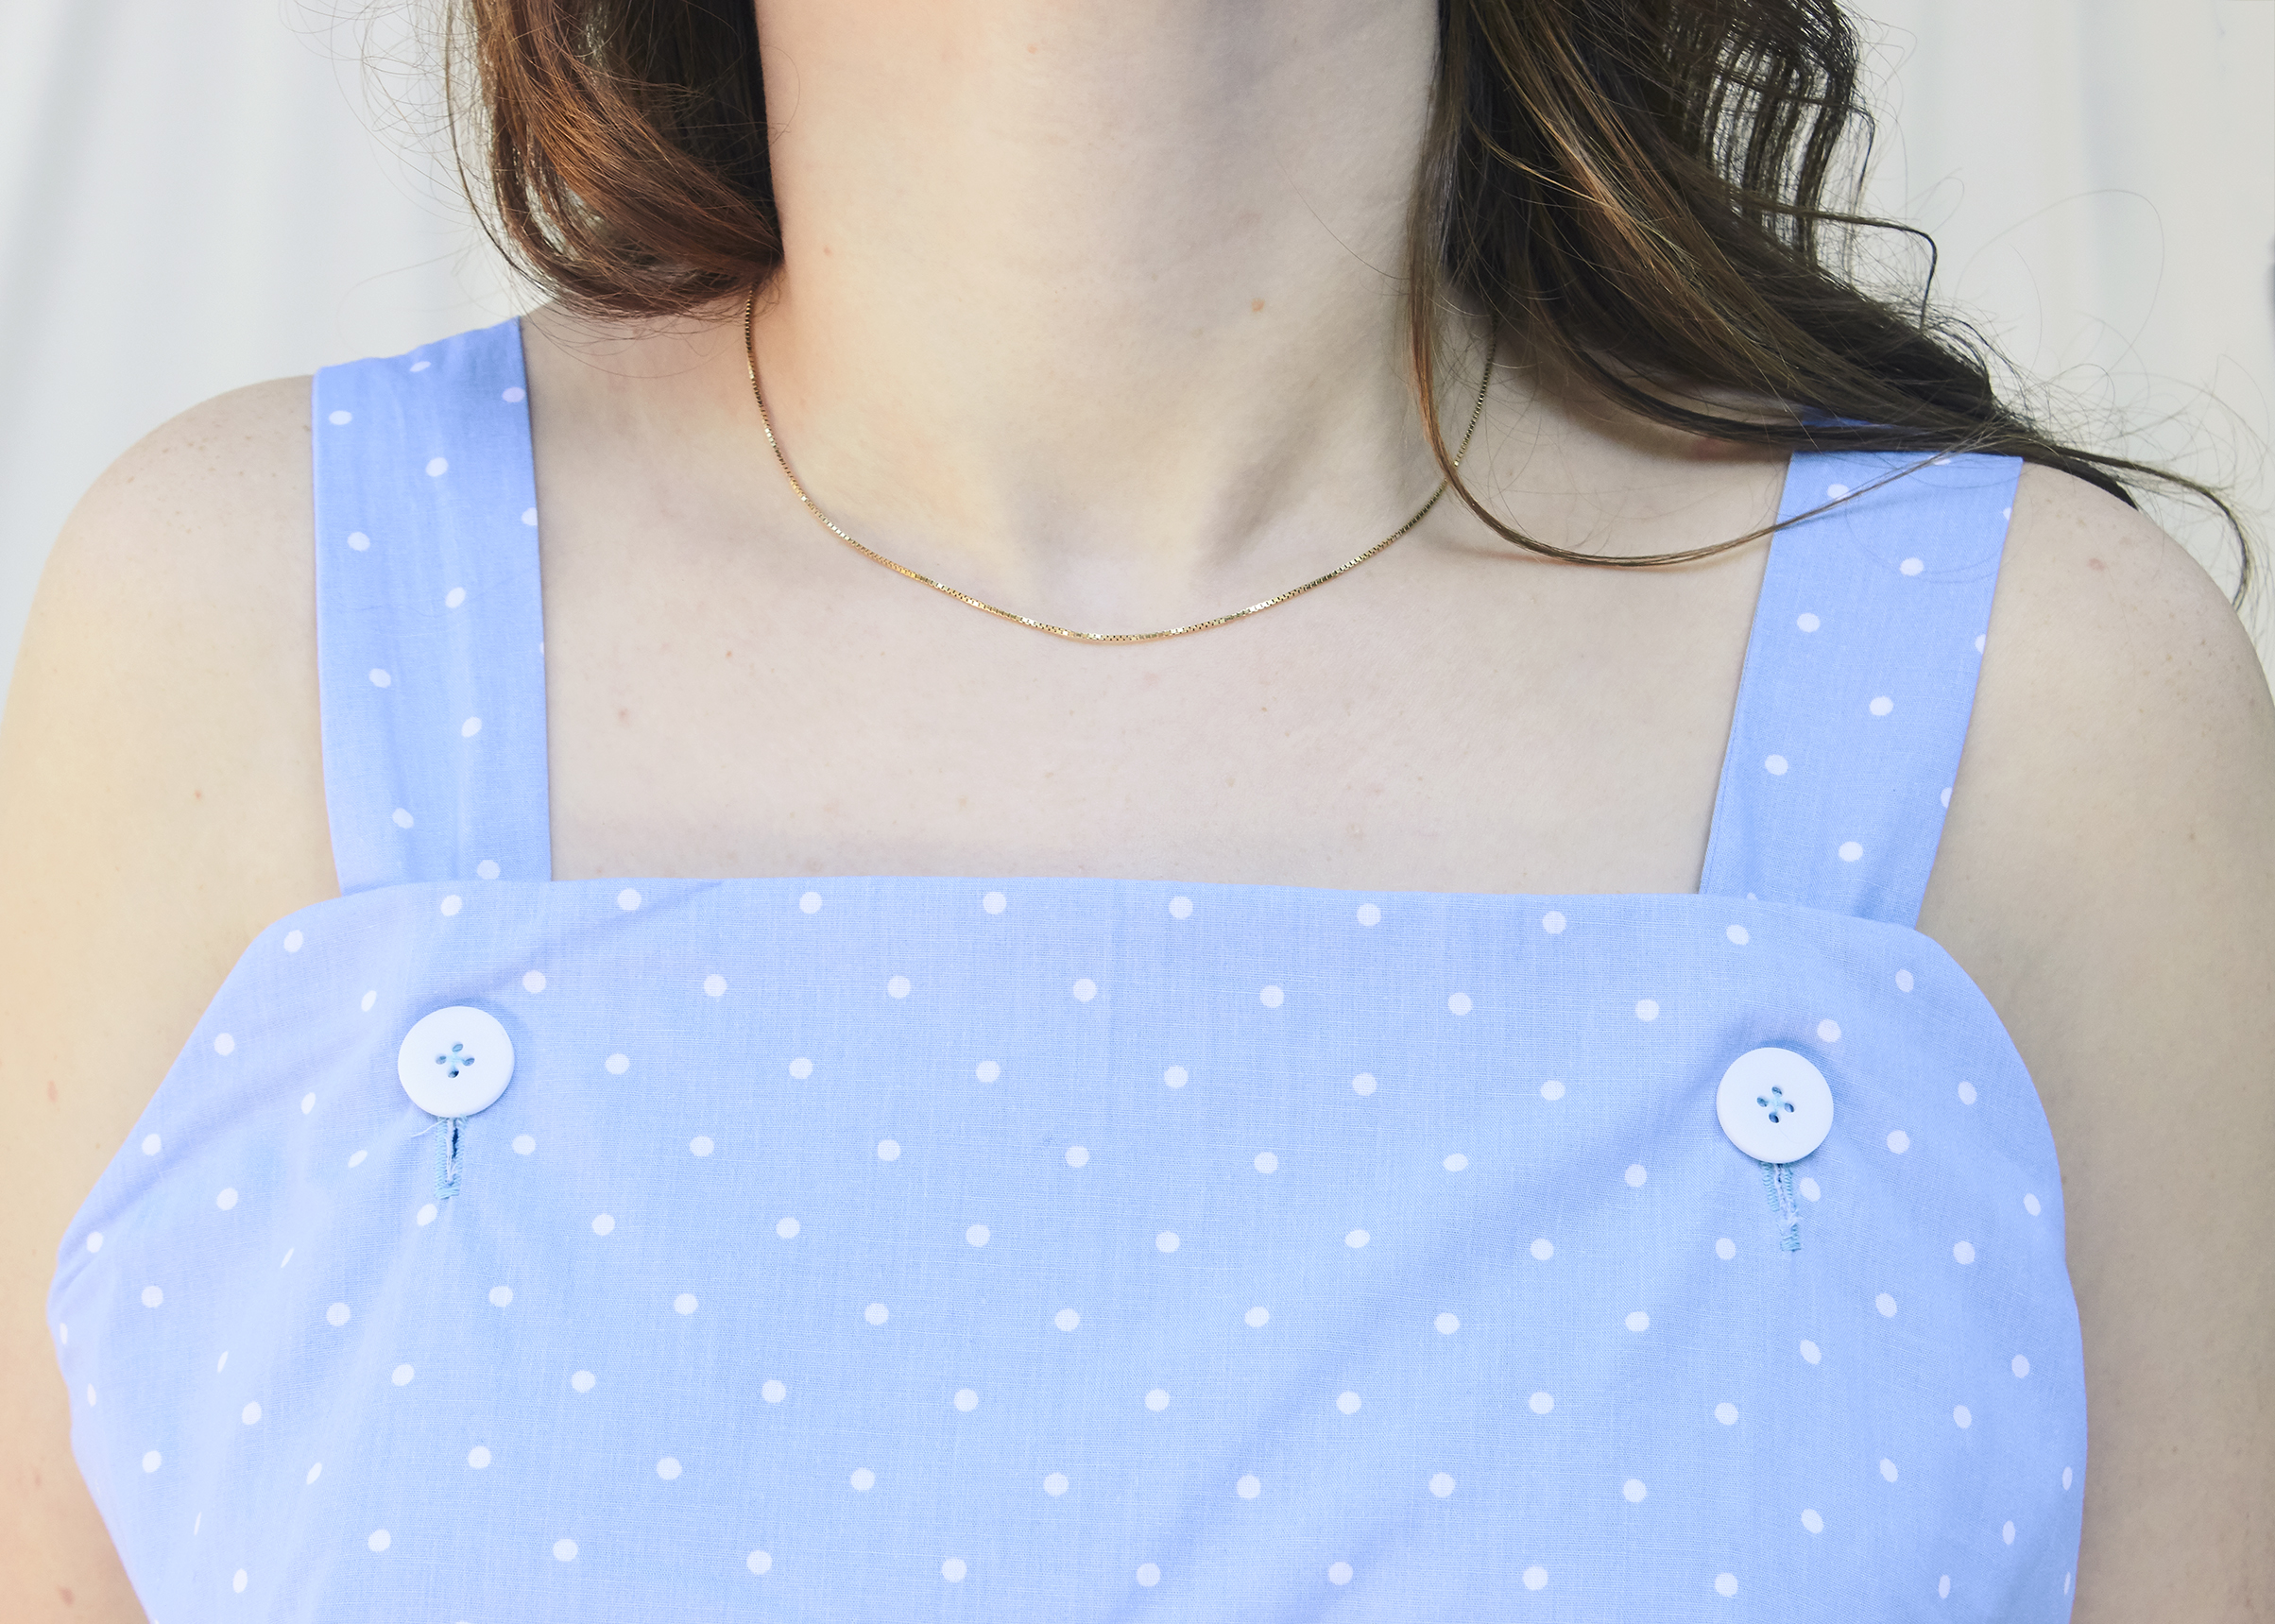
(311, 317), (551, 894)
(1699, 450), (2018, 926)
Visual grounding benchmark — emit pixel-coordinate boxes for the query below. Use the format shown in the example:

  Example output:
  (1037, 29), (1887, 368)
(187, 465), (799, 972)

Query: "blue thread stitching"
(1761, 1161), (1802, 1251)
(435, 1117), (462, 1202)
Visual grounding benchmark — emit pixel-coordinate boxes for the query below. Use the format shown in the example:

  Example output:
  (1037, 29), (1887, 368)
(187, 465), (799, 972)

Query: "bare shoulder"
(0, 376), (335, 1621)
(1922, 463), (2275, 1619)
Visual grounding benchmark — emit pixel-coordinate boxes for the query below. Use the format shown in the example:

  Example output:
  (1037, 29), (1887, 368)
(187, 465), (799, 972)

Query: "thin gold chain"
(743, 293), (1496, 644)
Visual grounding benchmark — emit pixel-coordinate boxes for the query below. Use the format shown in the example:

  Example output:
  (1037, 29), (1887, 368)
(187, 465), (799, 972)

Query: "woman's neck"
(739, 0), (1479, 625)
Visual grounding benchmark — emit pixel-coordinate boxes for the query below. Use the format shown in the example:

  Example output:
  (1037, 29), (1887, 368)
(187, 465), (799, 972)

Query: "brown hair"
(455, 0), (2248, 594)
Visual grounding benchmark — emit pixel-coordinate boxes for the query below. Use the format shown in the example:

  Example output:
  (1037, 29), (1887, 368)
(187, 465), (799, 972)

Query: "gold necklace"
(743, 293), (1495, 644)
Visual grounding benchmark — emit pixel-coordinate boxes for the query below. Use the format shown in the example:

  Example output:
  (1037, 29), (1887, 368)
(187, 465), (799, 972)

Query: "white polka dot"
(1540, 1079), (1565, 1101)
(1800, 1177), (1822, 1201)
(1343, 1228), (1371, 1250)
(1541, 911), (1566, 933)
(475, 859), (500, 880)
(139, 1132), (162, 1156)
(1444, 1153), (1469, 1172)
(982, 891), (1006, 914)
(1879, 1458), (1899, 1483)
(211, 1188), (240, 1216)
(416, 1204), (436, 1225)
(214, 1033), (235, 1055)
(849, 1467), (879, 1492)
(748, 1550), (773, 1575)
(941, 1558), (966, 1582)
(1900, 556), (1924, 576)
(976, 1060), (1001, 1083)
(84, 1233), (101, 1254)
(2003, 1520), (2016, 1545)
(1260, 984), (1285, 1007)
(1947, 1404), (1973, 1430)
(764, 1379), (788, 1403)
(445, 587), (467, 610)
(965, 1223), (988, 1247)
(468, 1445), (491, 1468)
(1327, 1561), (1352, 1585)
(1146, 1389), (1172, 1411)
(554, 1539), (576, 1562)
(1336, 1391), (1361, 1414)
(522, 507), (540, 527)
(1054, 1308), (1081, 1332)
(1071, 978), (1097, 1002)
(1529, 1391), (1554, 1414)
(687, 1136), (714, 1158)
(880, 1139), (903, 1162)
(328, 1302), (351, 1326)
(1530, 1238), (1553, 1261)
(1875, 1292), (1898, 1318)
(233, 1570), (248, 1593)
(1958, 1080), (1977, 1104)
(656, 1456), (682, 1480)
(365, 1527), (391, 1553)
(952, 1388), (976, 1411)
(1953, 1240), (1976, 1265)
(778, 1217), (802, 1239)
(439, 895), (462, 916)
(1942, 785), (1954, 807)
(142, 1450), (161, 1473)
(1895, 968), (1914, 992)
(1169, 895), (1192, 918)
(1618, 1478), (1648, 1504)
(1156, 1231), (1181, 1253)
(2025, 1193), (2043, 1216)
(329, 410), (353, 425)
(2013, 1354), (2031, 1377)
(1726, 924), (1750, 945)
(349, 531), (371, 551)
(1825, 482), (1850, 499)
(1796, 611), (1821, 632)
(503, 386), (525, 402)
(571, 1371), (595, 1393)
(1356, 903), (1381, 926)
(887, 976), (912, 999)
(1429, 1472), (1456, 1497)
(674, 1292), (698, 1315)
(865, 1304), (889, 1325)
(798, 891), (822, 914)
(522, 970), (546, 993)
(605, 1052), (629, 1075)
(511, 1134), (535, 1154)
(1435, 1312), (1460, 1335)
(1625, 1310), (1651, 1332)
(392, 1363), (414, 1385)
(1237, 1475), (1262, 1499)
(1716, 1237), (1736, 1260)
(1524, 1566), (1548, 1591)
(1244, 1306), (1270, 1328)
(1162, 1066), (1188, 1088)
(391, 807), (413, 829)
(1634, 1000), (1658, 1021)
(1716, 1573), (1738, 1598)
(424, 456), (449, 477)
(1801, 1340), (1821, 1364)
(616, 888), (641, 912)
(703, 974), (727, 998)
(591, 1213), (614, 1234)
(1886, 1129), (1910, 1154)
(241, 1400), (263, 1425)
(1839, 840), (1863, 862)
(1869, 695), (1894, 717)
(1765, 754), (1789, 775)
(302, 1090), (318, 1113)
(141, 1286), (162, 1308)
(1625, 1164), (1648, 1187)
(1819, 1018), (1842, 1042)
(1714, 1401), (1738, 1426)
(1042, 1472), (1069, 1496)
(1797, 1507), (1825, 1534)
(1248, 1149), (1279, 1176)
(1063, 1145), (1086, 1167)
(1351, 1072), (1377, 1096)
(488, 1285), (513, 1308)
(1447, 992), (1472, 1015)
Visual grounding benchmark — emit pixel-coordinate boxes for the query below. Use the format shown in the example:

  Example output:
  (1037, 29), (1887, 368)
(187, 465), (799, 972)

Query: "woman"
(4, 0), (2268, 1617)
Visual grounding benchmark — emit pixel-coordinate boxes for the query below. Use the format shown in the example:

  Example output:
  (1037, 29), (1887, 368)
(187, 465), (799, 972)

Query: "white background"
(2, 0), (2269, 717)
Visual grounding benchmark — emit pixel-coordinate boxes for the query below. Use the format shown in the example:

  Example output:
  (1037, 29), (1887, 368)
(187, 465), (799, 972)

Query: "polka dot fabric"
(48, 325), (2084, 1619)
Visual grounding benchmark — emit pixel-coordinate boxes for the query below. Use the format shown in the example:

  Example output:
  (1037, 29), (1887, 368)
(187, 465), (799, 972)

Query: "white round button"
(1715, 1046), (1834, 1163)
(397, 1006), (514, 1118)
